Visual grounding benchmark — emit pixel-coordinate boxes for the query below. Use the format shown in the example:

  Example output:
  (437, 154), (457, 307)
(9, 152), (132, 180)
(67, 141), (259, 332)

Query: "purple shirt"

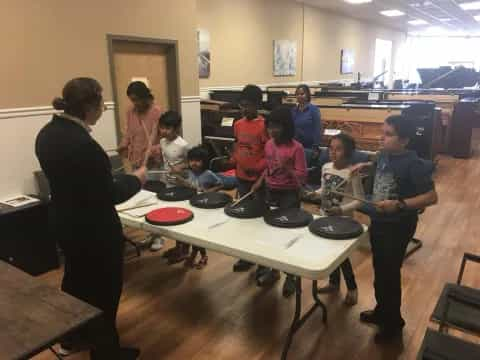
(265, 139), (307, 190)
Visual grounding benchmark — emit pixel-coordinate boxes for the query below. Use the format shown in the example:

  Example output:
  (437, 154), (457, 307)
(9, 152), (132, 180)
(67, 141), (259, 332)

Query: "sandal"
(196, 255), (208, 269)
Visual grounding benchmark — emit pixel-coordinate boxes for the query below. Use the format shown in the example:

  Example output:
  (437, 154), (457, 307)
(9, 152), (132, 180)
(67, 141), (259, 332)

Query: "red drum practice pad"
(145, 207), (194, 226)
(157, 186), (196, 201)
(264, 208), (313, 228)
(309, 216), (364, 240)
(190, 192), (233, 209)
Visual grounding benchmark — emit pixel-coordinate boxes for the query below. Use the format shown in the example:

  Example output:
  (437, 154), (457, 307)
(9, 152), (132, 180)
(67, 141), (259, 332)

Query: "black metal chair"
(430, 253), (480, 335)
(417, 289), (480, 359)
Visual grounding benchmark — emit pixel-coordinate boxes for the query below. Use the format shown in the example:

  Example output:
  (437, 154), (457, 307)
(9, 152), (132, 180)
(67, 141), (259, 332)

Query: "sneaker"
(344, 289), (358, 306)
(119, 347), (140, 360)
(150, 237), (165, 252)
(282, 275), (297, 298)
(257, 269), (280, 287)
(317, 283), (340, 294)
(360, 309), (381, 326)
(58, 341), (89, 356)
(233, 259), (254, 272)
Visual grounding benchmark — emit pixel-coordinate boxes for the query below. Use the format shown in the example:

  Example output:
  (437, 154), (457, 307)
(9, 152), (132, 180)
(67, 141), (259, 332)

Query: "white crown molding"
(181, 96), (201, 103)
(0, 101), (115, 119)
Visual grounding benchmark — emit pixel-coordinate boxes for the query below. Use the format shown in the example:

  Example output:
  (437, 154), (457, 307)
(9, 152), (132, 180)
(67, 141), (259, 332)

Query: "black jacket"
(35, 115), (140, 257)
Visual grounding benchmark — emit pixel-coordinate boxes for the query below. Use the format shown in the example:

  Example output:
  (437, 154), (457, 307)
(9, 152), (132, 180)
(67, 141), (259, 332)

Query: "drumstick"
(328, 189), (376, 206)
(231, 190), (254, 207)
(112, 165), (125, 173)
(141, 121), (153, 168)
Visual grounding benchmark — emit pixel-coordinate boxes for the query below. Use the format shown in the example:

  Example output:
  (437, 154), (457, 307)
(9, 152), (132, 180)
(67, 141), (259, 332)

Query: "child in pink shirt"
(252, 106), (307, 296)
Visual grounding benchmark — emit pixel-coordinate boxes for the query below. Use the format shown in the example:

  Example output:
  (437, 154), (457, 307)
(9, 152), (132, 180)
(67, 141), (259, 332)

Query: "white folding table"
(118, 196), (368, 360)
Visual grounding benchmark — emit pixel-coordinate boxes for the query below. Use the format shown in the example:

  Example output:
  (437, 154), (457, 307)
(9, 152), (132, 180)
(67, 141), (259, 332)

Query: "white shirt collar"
(58, 113), (92, 133)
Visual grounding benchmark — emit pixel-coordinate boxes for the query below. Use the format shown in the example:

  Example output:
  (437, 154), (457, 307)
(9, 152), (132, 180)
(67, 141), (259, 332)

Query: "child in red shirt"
(230, 85), (269, 281)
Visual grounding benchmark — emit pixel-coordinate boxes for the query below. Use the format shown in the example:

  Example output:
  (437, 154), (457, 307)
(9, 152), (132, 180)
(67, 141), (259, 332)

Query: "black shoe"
(257, 270), (280, 287)
(233, 260), (254, 272)
(317, 283), (340, 294)
(374, 327), (403, 344)
(360, 310), (382, 326)
(282, 275), (297, 298)
(119, 347), (140, 360)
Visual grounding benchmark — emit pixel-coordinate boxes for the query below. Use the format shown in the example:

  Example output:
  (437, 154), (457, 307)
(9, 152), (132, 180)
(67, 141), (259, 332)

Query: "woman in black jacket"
(35, 78), (146, 360)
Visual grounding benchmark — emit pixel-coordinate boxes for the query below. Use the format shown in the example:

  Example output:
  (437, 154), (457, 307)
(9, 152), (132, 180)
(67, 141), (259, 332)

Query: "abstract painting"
(273, 40), (297, 77)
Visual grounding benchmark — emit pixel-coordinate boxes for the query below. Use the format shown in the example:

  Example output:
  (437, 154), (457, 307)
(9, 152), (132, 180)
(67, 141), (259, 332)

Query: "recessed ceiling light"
(408, 19), (428, 25)
(460, 1), (480, 10)
(344, 0), (372, 4)
(380, 9), (406, 17)
(475, 15), (480, 21)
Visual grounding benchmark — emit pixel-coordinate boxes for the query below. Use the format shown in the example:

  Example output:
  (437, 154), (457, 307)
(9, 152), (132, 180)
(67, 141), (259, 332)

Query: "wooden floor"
(35, 132), (480, 360)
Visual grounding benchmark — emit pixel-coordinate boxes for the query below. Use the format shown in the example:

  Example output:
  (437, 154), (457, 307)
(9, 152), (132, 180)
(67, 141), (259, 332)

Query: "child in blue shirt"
(183, 145), (237, 268)
(354, 115), (438, 343)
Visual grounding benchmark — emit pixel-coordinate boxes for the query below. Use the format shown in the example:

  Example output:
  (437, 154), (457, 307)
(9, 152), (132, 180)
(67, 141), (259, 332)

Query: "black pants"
(370, 216), (418, 330)
(61, 243), (124, 359)
(329, 259), (357, 290)
(267, 188), (301, 209)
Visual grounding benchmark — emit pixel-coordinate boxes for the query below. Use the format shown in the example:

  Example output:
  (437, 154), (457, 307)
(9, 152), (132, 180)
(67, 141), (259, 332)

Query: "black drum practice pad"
(224, 197), (265, 219)
(157, 186), (196, 201)
(145, 207), (194, 226)
(143, 180), (166, 194)
(309, 216), (364, 240)
(264, 208), (313, 228)
(190, 192), (233, 209)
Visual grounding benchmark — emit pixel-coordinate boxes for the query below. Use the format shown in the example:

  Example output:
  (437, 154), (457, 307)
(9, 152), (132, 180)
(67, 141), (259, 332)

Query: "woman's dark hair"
(52, 78), (103, 119)
(126, 81), (153, 100)
(187, 145), (210, 171)
(329, 132), (356, 160)
(385, 115), (414, 140)
(266, 106), (295, 144)
(159, 111), (182, 129)
(295, 84), (312, 102)
(239, 84), (263, 107)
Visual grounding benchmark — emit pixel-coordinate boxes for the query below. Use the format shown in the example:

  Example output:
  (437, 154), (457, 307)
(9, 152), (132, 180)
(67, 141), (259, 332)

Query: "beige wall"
(0, 0), (198, 108)
(198, 0), (406, 88)
(198, 0), (304, 88)
(303, 5), (406, 85)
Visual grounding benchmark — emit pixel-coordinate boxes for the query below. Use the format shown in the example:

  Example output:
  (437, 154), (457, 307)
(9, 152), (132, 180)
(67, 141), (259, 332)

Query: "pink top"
(265, 139), (307, 190)
(119, 104), (162, 167)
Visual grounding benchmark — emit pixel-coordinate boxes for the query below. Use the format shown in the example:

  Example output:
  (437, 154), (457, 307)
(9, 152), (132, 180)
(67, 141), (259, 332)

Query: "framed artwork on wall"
(340, 49), (355, 74)
(273, 40), (297, 77)
(198, 29), (211, 78)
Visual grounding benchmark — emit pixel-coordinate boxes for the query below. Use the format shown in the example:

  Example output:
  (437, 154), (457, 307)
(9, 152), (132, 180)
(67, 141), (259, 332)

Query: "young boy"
(356, 115), (438, 343)
(230, 85), (269, 281)
(149, 111), (189, 253)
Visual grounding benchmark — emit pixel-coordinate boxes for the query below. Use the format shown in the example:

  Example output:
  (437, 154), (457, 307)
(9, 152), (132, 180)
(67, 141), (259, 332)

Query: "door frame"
(106, 34), (182, 144)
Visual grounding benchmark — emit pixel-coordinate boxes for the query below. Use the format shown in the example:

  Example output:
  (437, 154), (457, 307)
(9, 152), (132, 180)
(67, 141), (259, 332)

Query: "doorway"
(107, 35), (181, 143)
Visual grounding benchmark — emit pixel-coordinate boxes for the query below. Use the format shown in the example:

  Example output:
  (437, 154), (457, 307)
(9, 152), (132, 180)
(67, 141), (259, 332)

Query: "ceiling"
(298, 0), (480, 34)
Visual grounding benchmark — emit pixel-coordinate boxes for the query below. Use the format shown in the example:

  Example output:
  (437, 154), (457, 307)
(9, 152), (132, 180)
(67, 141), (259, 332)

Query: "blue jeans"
(216, 174), (238, 190)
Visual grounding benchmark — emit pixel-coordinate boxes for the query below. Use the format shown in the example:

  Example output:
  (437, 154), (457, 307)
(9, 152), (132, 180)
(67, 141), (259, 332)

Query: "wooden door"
(111, 41), (171, 136)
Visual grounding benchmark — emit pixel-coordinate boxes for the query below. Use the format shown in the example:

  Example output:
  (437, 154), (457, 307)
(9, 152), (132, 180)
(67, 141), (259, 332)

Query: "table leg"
(281, 277), (328, 360)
